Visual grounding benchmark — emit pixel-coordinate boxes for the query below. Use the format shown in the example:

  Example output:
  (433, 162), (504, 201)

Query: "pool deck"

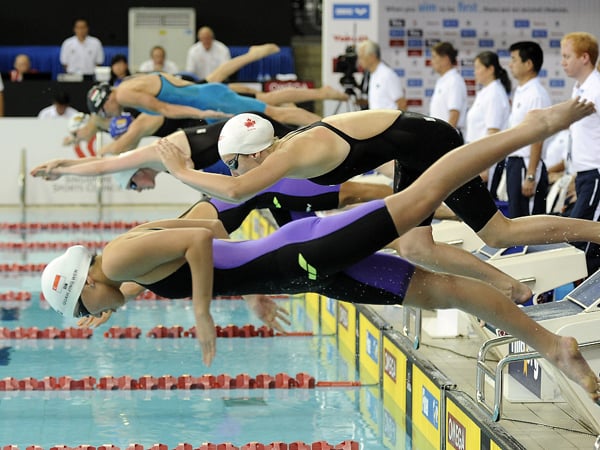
(370, 305), (599, 450)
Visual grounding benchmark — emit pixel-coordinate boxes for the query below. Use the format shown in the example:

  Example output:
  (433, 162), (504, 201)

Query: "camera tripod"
(334, 85), (362, 113)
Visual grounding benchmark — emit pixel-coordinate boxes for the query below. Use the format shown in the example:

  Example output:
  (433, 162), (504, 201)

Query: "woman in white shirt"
(465, 51), (512, 199)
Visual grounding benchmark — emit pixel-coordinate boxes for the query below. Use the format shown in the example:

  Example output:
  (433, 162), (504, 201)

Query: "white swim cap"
(113, 168), (139, 189)
(41, 245), (92, 317)
(67, 112), (90, 133)
(218, 113), (275, 157)
(112, 153), (139, 189)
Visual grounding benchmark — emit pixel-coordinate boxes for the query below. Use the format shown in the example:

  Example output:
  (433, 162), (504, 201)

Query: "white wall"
(2, 118), (203, 206)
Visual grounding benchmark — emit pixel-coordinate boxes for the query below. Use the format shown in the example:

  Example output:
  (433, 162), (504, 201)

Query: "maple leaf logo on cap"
(244, 118), (256, 129)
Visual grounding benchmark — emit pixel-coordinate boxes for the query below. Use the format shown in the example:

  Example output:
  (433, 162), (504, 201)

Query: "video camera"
(334, 45), (359, 90)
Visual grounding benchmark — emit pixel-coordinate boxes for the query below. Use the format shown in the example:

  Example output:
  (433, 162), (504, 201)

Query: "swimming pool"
(0, 207), (396, 449)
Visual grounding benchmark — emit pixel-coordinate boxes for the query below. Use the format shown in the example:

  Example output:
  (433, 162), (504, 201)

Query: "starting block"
(472, 242), (587, 402)
(524, 270), (600, 432)
(477, 270), (600, 432)
(474, 242), (587, 302)
(432, 219), (485, 252)
(428, 221), (587, 339)
(424, 221), (485, 338)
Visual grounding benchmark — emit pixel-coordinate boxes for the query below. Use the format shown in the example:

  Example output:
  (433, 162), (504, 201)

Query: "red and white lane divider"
(0, 220), (144, 231)
(0, 326), (92, 339)
(0, 373), (361, 391)
(0, 291), (31, 301)
(3, 440), (359, 449)
(144, 325), (312, 339)
(0, 325), (312, 339)
(0, 240), (108, 250)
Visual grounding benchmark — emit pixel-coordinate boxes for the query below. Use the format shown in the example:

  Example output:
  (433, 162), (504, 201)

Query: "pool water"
(0, 207), (399, 449)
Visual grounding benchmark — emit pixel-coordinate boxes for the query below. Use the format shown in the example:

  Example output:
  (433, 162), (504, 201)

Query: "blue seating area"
(0, 46), (295, 81)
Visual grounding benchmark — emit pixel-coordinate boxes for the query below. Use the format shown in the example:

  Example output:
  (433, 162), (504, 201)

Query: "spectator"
(356, 39), (407, 110)
(37, 91), (80, 119)
(59, 18), (104, 75)
(429, 41), (467, 131)
(544, 129), (571, 184)
(465, 51), (511, 199)
(560, 31), (600, 272)
(10, 54), (34, 82)
(109, 54), (131, 87)
(506, 41), (551, 218)
(139, 46), (179, 74)
(185, 26), (231, 81)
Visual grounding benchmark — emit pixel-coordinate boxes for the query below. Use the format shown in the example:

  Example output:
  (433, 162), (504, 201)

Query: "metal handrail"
(476, 335), (600, 422)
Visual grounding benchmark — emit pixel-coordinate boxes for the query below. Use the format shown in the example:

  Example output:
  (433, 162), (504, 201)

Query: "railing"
(476, 334), (600, 422)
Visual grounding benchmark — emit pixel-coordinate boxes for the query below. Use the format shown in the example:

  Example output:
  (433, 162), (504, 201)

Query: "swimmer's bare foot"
(548, 336), (600, 404)
(319, 85), (349, 101)
(525, 97), (596, 138)
(248, 44), (281, 59)
(513, 282), (533, 304)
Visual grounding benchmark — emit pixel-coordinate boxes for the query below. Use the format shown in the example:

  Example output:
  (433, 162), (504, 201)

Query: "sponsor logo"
(366, 330), (378, 363)
(422, 386), (439, 429)
(297, 253), (317, 280)
(549, 39), (561, 48)
(326, 297), (336, 316)
(448, 412), (466, 450)
(333, 4), (370, 19)
(338, 302), (349, 329)
(443, 19), (459, 28)
(384, 348), (397, 382)
(52, 274), (65, 292)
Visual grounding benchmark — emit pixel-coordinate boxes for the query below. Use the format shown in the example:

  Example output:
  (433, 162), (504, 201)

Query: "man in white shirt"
(185, 26), (231, 81)
(429, 41), (467, 130)
(37, 91), (80, 119)
(561, 31), (600, 273)
(356, 39), (407, 110)
(506, 41), (551, 218)
(59, 18), (104, 75)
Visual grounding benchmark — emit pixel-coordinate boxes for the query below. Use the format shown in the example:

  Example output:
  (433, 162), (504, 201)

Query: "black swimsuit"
(140, 200), (414, 305)
(301, 112), (497, 231)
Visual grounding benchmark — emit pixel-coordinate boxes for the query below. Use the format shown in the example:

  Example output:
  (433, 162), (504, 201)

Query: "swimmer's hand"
(197, 109), (232, 120)
(157, 138), (194, 175)
(30, 159), (65, 180)
(194, 312), (216, 366)
(77, 310), (112, 328)
(244, 294), (291, 334)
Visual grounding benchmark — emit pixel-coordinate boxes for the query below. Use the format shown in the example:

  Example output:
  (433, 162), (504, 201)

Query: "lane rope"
(0, 373), (362, 391)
